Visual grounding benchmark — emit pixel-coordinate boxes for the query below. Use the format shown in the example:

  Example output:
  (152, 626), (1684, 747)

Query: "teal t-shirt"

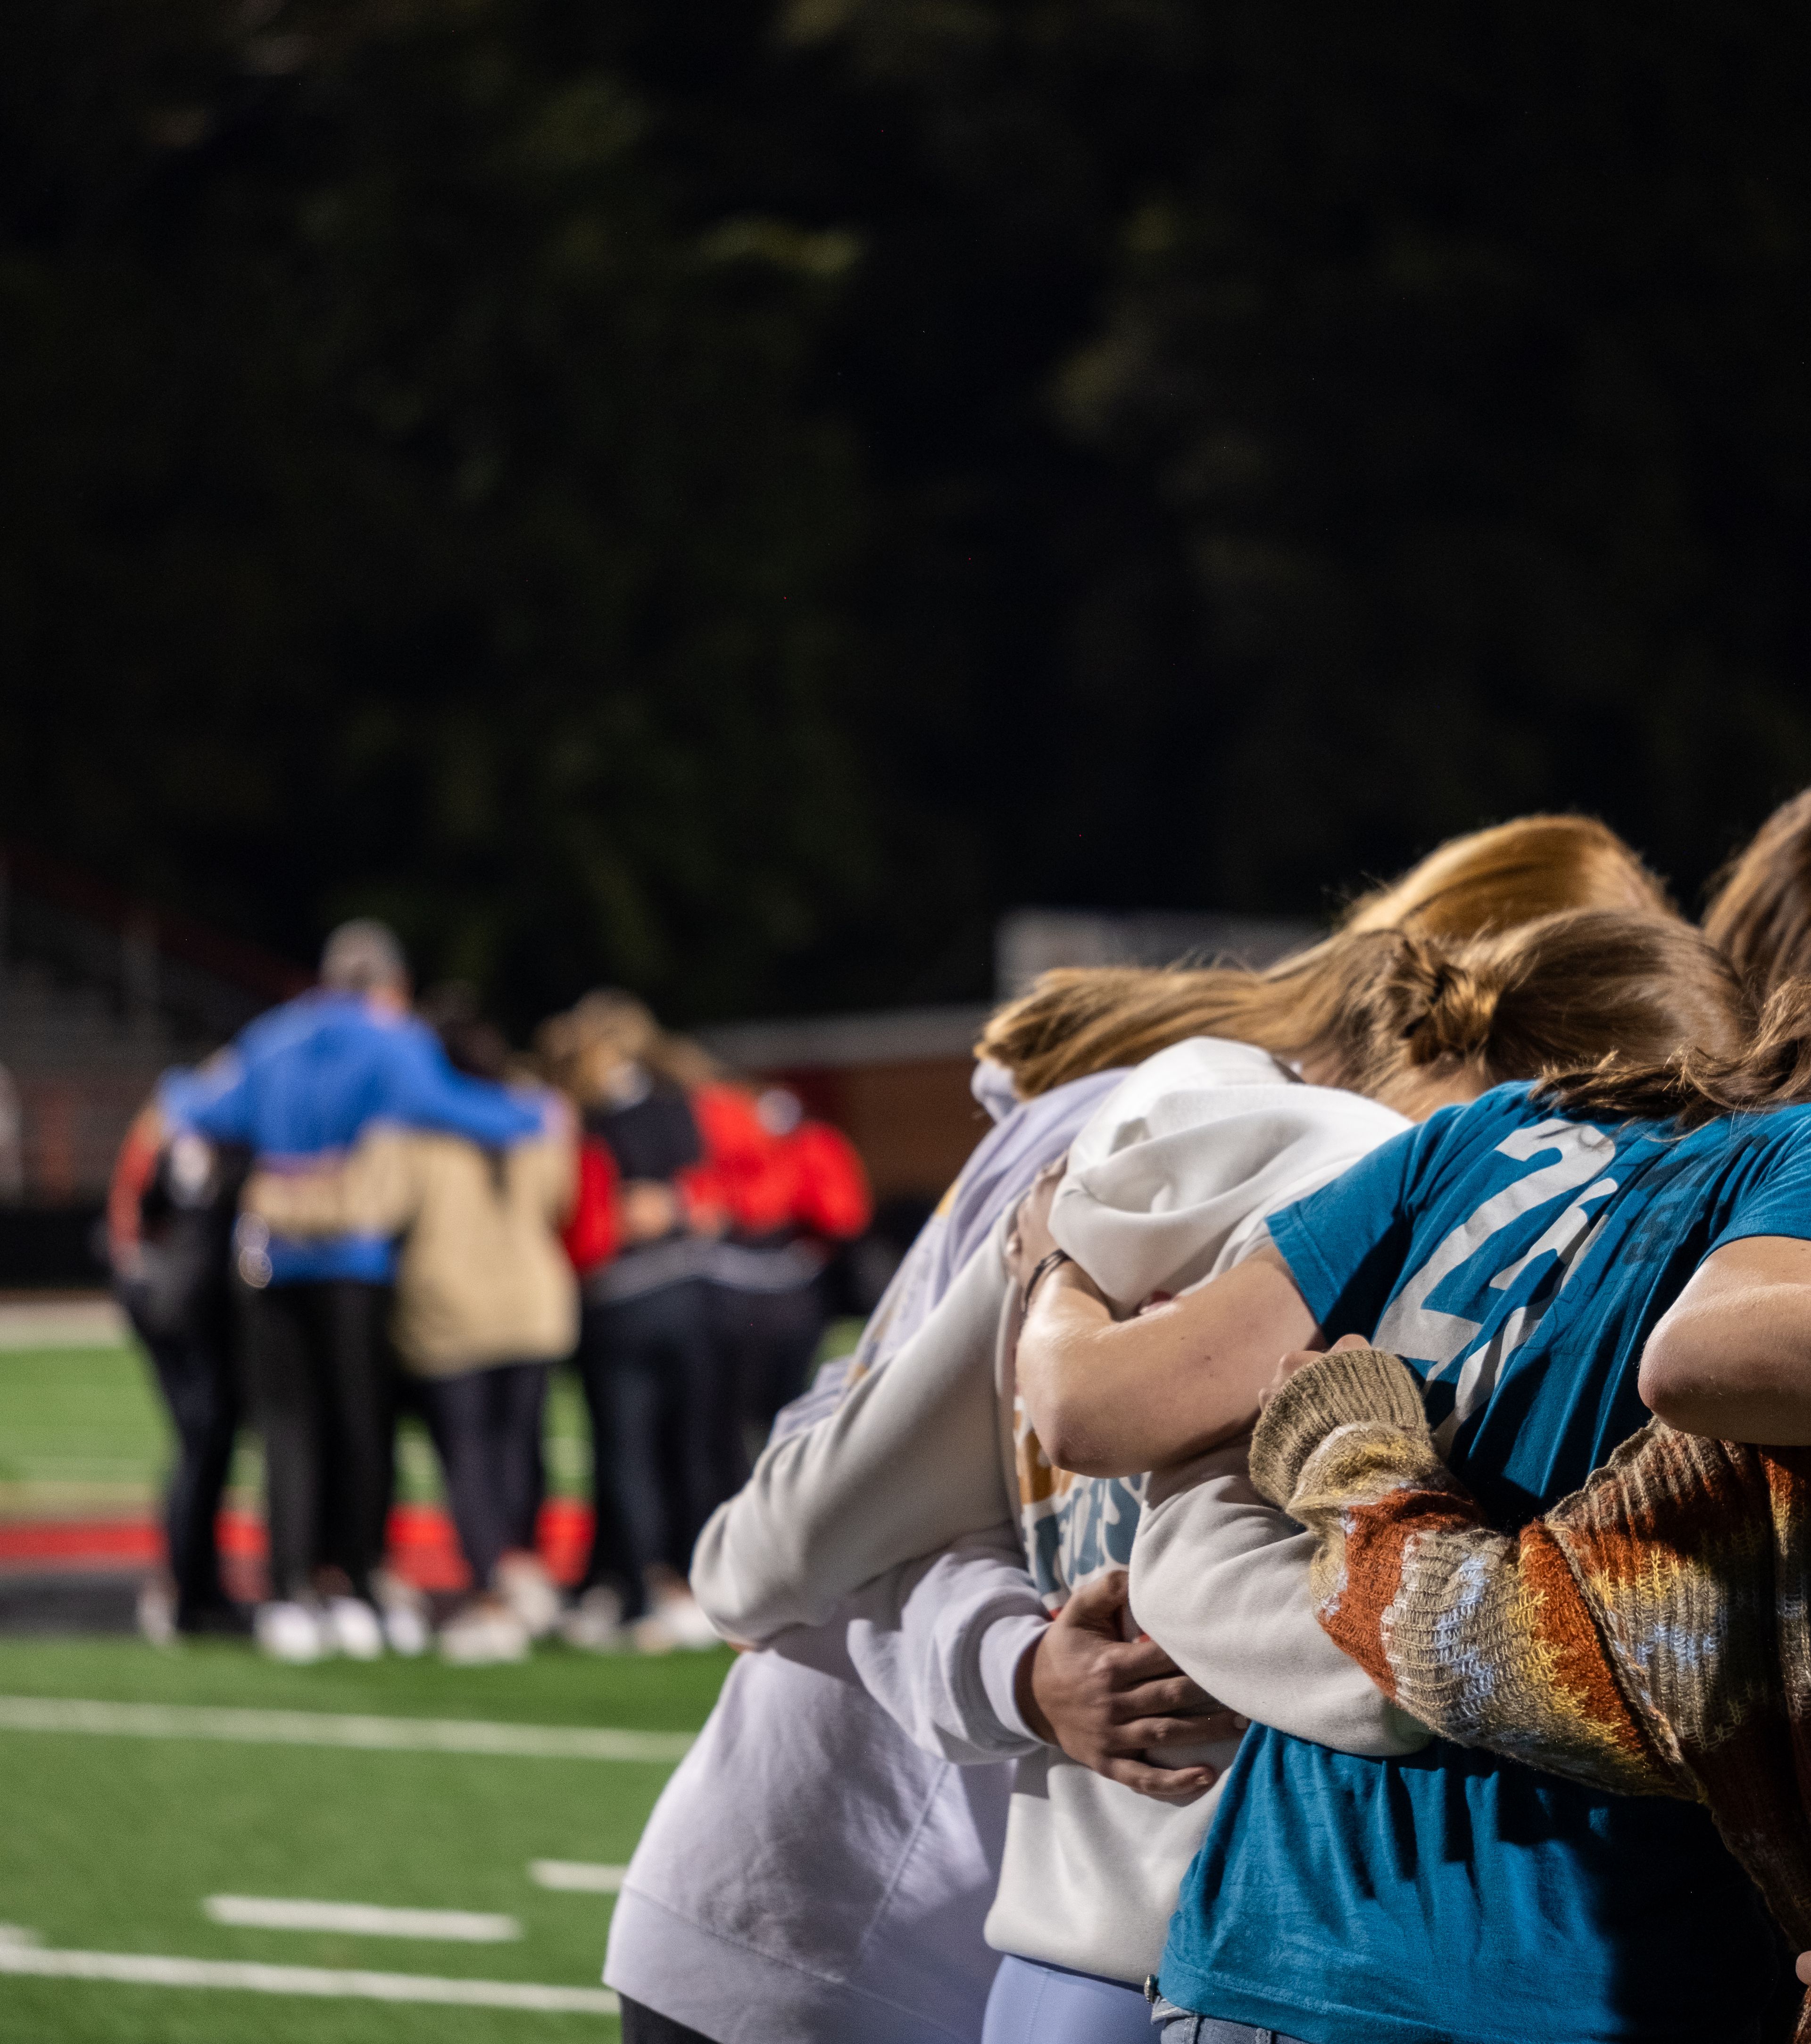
(1158, 1085), (1811, 2044)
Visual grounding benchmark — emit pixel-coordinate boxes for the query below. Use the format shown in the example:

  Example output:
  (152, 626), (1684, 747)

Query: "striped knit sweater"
(1247, 1346), (1811, 2041)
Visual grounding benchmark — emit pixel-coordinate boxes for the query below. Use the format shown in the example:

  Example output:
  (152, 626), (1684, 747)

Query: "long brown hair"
(1703, 789), (1811, 1001)
(1537, 970), (1811, 1131)
(980, 814), (1675, 1098)
(1337, 912), (1752, 1115)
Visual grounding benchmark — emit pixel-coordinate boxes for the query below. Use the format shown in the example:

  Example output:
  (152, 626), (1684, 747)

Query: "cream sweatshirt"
(692, 1039), (1429, 1986)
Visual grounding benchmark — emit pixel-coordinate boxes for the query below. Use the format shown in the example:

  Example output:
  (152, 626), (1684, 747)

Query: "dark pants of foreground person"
(239, 1279), (393, 1604)
(575, 1280), (726, 1614)
(413, 1360), (549, 1588)
(141, 1326), (239, 1623)
(616, 1996), (715, 2044)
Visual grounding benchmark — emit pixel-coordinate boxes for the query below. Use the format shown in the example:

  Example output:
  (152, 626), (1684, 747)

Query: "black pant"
(616, 1996), (716, 2044)
(413, 1361), (549, 1589)
(139, 1324), (238, 1622)
(575, 1279), (729, 1612)
(239, 1280), (393, 1603)
(706, 1278), (827, 1445)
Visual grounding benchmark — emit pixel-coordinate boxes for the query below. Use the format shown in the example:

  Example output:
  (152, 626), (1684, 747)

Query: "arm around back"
(246, 1128), (423, 1240)
(1019, 1244), (1320, 1478)
(836, 1529), (1051, 1767)
(690, 1227), (1018, 1642)
(1639, 1235), (1811, 1445)
(382, 1027), (545, 1147)
(1130, 1437), (1429, 1759)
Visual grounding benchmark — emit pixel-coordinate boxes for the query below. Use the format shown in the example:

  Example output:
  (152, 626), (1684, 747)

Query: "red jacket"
(683, 1082), (871, 1242)
(560, 1136), (622, 1277)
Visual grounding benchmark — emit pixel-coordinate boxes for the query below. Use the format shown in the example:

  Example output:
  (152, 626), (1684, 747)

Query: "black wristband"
(1021, 1246), (1074, 1317)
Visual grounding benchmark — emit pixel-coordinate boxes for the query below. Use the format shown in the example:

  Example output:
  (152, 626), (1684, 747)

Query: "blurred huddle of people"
(106, 921), (870, 1665)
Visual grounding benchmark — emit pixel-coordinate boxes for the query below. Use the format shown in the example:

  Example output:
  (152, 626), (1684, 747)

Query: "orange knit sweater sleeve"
(1246, 1345), (1811, 2023)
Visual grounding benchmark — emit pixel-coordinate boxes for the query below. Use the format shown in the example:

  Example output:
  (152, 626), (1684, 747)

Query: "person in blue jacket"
(160, 920), (544, 1663)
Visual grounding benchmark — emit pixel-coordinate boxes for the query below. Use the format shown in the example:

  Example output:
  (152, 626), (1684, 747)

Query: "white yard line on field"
(0, 1695), (693, 1763)
(0, 1936), (617, 2013)
(529, 1862), (628, 1893)
(0, 1298), (128, 1349)
(205, 1896), (520, 1941)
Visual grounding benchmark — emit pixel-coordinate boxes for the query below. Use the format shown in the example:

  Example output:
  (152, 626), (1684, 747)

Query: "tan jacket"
(249, 1122), (578, 1375)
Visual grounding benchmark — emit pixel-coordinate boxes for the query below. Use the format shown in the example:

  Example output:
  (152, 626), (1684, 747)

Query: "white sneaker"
(560, 1583), (628, 1652)
(629, 1611), (680, 1655)
(439, 1597), (530, 1666)
(652, 1588), (723, 1653)
(136, 1578), (177, 1648)
(371, 1569), (430, 1658)
(494, 1553), (562, 1639)
(324, 1595), (385, 1660)
(255, 1600), (327, 1664)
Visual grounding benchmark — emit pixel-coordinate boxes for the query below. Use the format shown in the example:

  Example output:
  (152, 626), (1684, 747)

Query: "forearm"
(1639, 1236), (1811, 1444)
(107, 1107), (164, 1259)
(839, 1531), (1049, 1765)
(1249, 1349), (1685, 1800)
(1641, 1290), (1811, 1443)
(1017, 1246), (1318, 1477)
(690, 1229), (1016, 1641)
(1130, 1439), (1429, 1758)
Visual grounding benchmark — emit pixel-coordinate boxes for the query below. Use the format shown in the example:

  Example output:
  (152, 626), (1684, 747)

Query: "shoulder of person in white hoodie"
(1049, 1035), (1409, 1307)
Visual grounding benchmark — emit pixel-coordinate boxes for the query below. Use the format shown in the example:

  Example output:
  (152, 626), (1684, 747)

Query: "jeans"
(1148, 1997), (1311, 2044)
(413, 1361), (550, 1587)
(983, 1955), (1155, 2043)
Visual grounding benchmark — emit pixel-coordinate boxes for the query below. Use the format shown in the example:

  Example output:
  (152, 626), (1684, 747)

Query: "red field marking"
(0, 1519), (161, 1566)
(0, 1500), (595, 1596)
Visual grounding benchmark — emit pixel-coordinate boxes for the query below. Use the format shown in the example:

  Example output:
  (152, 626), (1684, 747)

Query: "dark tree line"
(3, 0), (1810, 1026)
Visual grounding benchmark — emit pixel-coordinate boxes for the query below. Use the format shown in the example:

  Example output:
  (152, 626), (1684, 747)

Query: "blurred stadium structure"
(0, 861), (1311, 1284)
(0, 851), (307, 1282)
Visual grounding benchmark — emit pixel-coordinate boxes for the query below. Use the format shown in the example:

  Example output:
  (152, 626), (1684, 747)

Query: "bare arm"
(1014, 1571), (1236, 1803)
(1017, 1243), (1321, 1477)
(1639, 1236), (1811, 1444)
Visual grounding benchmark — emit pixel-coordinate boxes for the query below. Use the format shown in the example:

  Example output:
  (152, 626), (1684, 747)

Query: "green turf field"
(0, 1320), (862, 1518)
(0, 1338), (601, 1515)
(0, 1317), (870, 2038)
(0, 1325), (824, 2042)
(0, 1636), (732, 2043)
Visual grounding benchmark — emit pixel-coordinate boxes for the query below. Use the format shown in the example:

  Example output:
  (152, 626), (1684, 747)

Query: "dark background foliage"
(4, 0), (1809, 1027)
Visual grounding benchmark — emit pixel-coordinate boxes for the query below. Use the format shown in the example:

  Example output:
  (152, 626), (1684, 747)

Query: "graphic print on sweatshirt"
(1014, 1396), (1145, 1609)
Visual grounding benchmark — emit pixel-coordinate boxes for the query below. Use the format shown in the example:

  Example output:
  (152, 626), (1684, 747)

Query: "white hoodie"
(605, 1072), (1118, 2044)
(692, 1039), (1428, 1986)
